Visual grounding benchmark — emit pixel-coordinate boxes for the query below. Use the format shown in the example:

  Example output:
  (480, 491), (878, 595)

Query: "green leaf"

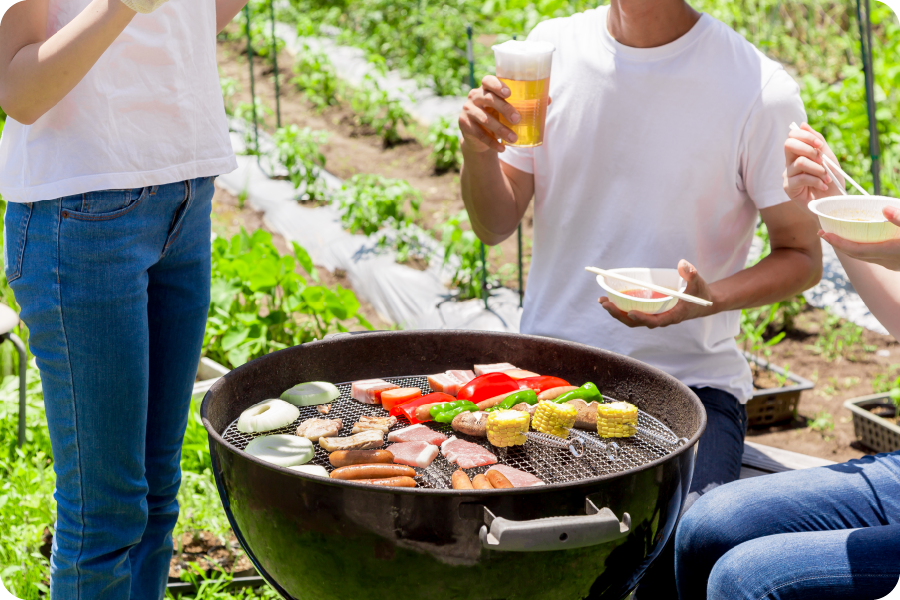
(293, 242), (319, 281)
(221, 328), (250, 351)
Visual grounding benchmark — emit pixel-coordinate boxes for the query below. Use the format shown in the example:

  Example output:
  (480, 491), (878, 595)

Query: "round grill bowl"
(202, 330), (706, 600)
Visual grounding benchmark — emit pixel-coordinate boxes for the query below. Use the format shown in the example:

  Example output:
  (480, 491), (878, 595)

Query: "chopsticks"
(585, 267), (713, 308)
(789, 122), (869, 196)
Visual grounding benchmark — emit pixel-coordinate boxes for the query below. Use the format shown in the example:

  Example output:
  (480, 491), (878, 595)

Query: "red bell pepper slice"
(391, 392), (455, 424)
(517, 376), (571, 394)
(456, 372), (520, 404)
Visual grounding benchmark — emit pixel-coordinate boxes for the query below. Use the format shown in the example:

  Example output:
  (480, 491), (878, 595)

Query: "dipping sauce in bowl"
(596, 268), (684, 315)
(621, 289), (669, 300)
(808, 196), (900, 243)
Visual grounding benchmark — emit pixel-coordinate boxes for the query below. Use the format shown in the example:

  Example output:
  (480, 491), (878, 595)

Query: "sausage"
(329, 449), (394, 468)
(476, 392), (516, 411)
(330, 464), (416, 480)
(537, 386), (578, 401)
(452, 469), (474, 490)
(486, 469), (514, 489)
(472, 474), (494, 490)
(415, 402), (446, 422)
(355, 476), (417, 488)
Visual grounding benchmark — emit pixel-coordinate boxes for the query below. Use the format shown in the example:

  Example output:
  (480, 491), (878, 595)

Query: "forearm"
(708, 247), (821, 313)
(216, 0), (248, 34)
(835, 254), (900, 339)
(0, 0), (135, 125)
(460, 143), (524, 246)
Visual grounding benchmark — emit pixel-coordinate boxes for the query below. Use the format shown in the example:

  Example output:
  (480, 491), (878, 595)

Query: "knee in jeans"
(707, 541), (771, 600)
(676, 487), (737, 558)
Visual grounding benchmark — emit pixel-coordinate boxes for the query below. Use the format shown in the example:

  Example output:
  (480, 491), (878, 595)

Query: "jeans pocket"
(3, 202), (34, 284)
(61, 187), (154, 222)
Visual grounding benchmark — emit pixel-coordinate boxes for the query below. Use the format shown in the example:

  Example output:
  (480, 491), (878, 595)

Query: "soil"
(169, 530), (254, 582)
(216, 32), (533, 289)
(214, 32), (900, 464)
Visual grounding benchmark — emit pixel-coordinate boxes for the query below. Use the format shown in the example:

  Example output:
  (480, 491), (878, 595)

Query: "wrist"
(461, 138), (499, 157)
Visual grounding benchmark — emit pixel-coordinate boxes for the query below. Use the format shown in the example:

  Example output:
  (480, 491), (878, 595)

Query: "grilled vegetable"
(281, 381), (340, 407)
(237, 399), (300, 434)
(451, 410), (489, 437)
(380, 387), (422, 412)
(476, 391), (518, 411)
(486, 410), (530, 447)
(518, 376), (571, 394)
(553, 382), (603, 404)
(532, 401), (577, 438)
(390, 392), (455, 424)
(596, 402), (638, 438)
(537, 386), (578, 401)
(429, 400), (479, 423)
(486, 469), (514, 489)
(456, 372), (520, 404)
(288, 465), (330, 478)
(245, 434), (315, 467)
(486, 389), (538, 413)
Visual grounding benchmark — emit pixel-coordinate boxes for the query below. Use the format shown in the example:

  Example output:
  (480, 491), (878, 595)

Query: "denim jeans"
(634, 386), (748, 599)
(4, 178), (213, 600)
(675, 451), (900, 600)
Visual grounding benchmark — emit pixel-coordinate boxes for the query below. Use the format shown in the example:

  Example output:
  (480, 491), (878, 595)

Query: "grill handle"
(479, 499), (630, 552)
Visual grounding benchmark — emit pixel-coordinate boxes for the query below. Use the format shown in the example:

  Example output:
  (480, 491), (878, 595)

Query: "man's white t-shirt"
(0, 0), (237, 203)
(500, 7), (806, 403)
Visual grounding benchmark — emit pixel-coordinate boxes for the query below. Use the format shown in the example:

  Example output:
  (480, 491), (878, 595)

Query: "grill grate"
(221, 375), (683, 489)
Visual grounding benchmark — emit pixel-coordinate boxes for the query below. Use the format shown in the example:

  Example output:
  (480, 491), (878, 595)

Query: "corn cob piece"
(486, 410), (530, 447)
(532, 401), (577, 438)
(596, 401), (638, 438)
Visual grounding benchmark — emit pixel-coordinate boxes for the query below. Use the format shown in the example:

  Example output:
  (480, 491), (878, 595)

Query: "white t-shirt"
(500, 7), (805, 403)
(0, 0), (236, 203)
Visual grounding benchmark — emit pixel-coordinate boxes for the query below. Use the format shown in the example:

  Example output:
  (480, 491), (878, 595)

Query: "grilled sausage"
(329, 449), (394, 468)
(476, 392), (517, 411)
(452, 469), (474, 490)
(486, 469), (514, 489)
(414, 402), (446, 422)
(472, 474), (494, 490)
(537, 386), (578, 401)
(330, 464), (416, 480)
(355, 476), (417, 488)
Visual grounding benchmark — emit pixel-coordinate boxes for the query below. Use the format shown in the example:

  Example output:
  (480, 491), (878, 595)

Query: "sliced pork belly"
(387, 441), (439, 468)
(440, 436), (498, 469)
(473, 363), (518, 376)
(427, 373), (461, 396)
(488, 464), (544, 487)
(351, 379), (399, 404)
(387, 424), (448, 446)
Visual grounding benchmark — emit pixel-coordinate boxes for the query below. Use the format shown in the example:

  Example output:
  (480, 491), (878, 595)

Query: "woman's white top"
(0, 0), (237, 203)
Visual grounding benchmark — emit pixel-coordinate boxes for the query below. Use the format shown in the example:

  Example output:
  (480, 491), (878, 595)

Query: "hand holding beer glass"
(459, 40), (555, 153)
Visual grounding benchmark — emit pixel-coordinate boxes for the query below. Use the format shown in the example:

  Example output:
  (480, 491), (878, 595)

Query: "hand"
(820, 206), (900, 271)
(783, 122), (844, 207)
(119, 0), (170, 14)
(598, 260), (716, 329)
(459, 75), (521, 153)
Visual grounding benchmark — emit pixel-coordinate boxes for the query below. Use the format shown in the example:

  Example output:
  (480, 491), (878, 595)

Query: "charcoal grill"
(202, 330), (706, 600)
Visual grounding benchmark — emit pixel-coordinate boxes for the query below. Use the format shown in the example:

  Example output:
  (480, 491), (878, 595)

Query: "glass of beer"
(491, 40), (555, 148)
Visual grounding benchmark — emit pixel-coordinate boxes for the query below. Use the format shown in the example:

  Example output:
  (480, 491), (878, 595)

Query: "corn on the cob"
(596, 401), (638, 438)
(486, 410), (530, 447)
(532, 401), (577, 438)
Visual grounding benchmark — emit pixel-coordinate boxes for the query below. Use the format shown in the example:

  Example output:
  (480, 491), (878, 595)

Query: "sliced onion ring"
(244, 434), (315, 467)
(237, 399), (300, 434)
(280, 381), (340, 406)
(288, 464), (330, 478)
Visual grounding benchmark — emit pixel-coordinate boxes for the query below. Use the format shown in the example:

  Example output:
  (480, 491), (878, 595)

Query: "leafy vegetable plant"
(336, 174), (421, 236)
(292, 44), (341, 110)
(273, 125), (330, 201)
(345, 76), (412, 147)
(426, 116), (462, 172)
(204, 229), (371, 369)
(440, 210), (499, 301)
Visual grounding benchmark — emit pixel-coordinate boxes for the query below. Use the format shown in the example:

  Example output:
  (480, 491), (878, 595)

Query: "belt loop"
(150, 185), (159, 196)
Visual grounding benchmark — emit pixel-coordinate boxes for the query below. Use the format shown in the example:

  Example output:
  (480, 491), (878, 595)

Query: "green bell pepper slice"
(434, 402), (479, 423)
(486, 389), (538, 413)
(429, 400), (473, 418)
(554, 382), (603, 404)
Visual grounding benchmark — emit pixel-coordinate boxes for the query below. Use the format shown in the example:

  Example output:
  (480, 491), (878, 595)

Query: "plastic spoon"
(585, 267), (713, 308)
(789, 122), (869, 196)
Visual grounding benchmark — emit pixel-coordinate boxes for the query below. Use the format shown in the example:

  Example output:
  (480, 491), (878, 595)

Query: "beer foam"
(492, 40), (555, 81)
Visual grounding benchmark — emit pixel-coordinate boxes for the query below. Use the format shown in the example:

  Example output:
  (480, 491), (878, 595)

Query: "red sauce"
(620, 289), (669, 299)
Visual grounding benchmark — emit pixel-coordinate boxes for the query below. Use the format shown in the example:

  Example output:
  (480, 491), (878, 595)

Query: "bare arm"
(0, 0), (136, 125)
(600, 200), (823, 328)
(459, 75), (535, 246)
(216, 0), (249, 34)
(833, 258), (900, 338)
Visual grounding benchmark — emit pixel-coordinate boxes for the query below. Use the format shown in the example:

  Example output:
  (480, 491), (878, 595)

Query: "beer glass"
(491, 40), (555, 148)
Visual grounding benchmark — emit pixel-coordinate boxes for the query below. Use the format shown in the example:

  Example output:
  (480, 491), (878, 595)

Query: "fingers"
(481, 75), (508, 97)
(784, 137), (824, 165)
(477, 76), (520, 125)
(821, 231), (900, 262)
(459, 111), (505, 153)
(599, 298), (641, 328)
(677, 259), (699, 290)
(461, 91), (518, 146)
(885, 206), (900, 226)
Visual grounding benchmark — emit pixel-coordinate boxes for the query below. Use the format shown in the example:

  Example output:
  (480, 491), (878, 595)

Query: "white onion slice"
(280, 381), (340, 406)
(288, 464), (330, 478)
(244, 434), (314, 467)
(237, 399), (300, 434)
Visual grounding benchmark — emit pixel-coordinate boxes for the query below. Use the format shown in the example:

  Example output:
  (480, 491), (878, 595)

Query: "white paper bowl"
(808, 196), (900, 244)
(596, 268), (685, 315)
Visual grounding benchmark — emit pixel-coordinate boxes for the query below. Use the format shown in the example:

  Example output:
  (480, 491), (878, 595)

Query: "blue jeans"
(675, 451), (900, 599)
(634, 386), (748, 599)
(4, 178), (213, 600)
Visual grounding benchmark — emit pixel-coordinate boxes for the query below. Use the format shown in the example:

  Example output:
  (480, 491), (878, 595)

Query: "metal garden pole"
(856, 0), (881, 194)
(269, 0), (282, 129)
(468, 25), (489, 309)
(513, 35), (523, 309)
(244, 5), (260, 156)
